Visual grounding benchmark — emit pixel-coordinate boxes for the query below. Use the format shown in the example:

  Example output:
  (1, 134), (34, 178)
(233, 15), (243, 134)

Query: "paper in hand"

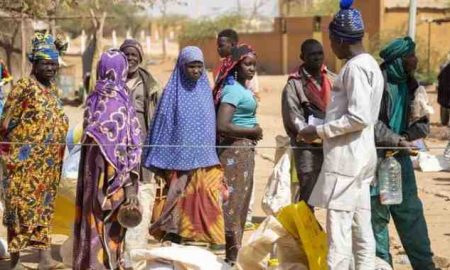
(308, 115), (324, 127)
(294, 117), (307, 131)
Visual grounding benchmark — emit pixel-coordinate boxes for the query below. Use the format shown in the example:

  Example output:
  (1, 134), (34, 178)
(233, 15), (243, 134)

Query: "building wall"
(383, 9), (450, 71)
(354, 0), (385, 37)
(241, 33), (284, 74)
(181, 16), (338, 75)
(181, 33), (284, 74)
(278, 0), (450, 73)
(181, 0), (450, 75)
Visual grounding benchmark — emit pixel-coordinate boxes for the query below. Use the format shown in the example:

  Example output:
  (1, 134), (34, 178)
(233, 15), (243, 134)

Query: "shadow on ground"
(0, 244), (65, 269)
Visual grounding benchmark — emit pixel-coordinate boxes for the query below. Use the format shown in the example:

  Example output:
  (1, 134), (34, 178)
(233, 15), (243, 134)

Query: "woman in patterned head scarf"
(72, 49), (142, 270)
(143, 46), (225, 251)
(0, 32), (68, 270)
(215, 44), (263, 264)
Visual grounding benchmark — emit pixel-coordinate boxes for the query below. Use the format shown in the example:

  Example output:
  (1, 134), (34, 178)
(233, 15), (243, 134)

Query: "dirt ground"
(0, 61), (449, 269)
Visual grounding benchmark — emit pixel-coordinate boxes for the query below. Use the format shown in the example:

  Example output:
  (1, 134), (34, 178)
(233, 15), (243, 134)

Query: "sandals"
(37, 261), (66, 270)
(182, 240), (226, 256)
(208, 244), (226, 256)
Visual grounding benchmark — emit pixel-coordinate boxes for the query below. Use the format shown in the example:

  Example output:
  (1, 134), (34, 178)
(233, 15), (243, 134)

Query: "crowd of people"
(0, 1), (441, 270)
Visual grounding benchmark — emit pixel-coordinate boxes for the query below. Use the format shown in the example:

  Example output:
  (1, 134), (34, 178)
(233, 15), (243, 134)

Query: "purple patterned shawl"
(84, 49), (142, 196)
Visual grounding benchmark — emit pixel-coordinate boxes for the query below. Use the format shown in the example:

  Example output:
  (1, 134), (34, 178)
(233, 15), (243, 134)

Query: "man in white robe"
(298, 1), (384, 269)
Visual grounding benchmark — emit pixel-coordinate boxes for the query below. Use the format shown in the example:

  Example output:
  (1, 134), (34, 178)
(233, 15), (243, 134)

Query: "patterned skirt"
(218, 138), (255, 261)
(73, 143), (128, 270)
(150, 165), (226, 245)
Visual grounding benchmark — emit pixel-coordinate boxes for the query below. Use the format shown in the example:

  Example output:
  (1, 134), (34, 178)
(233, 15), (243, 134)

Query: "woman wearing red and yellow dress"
(0, 33), (68, 270)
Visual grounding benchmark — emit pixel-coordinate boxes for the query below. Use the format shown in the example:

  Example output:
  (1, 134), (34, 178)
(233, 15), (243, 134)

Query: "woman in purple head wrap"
(73, 49), (142, 270)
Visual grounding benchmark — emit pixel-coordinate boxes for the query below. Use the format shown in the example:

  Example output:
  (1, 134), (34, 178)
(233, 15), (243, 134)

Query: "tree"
(245, 0), (272, 32)
(57, 1), (151, 38)
(0, 0), (78, 78)
(279, 0), (337, 17)
(0, 20), (21, 75)
(153, 0), (186, 58)
(57, 0), (154, 92)
(179, 14), (244, 44)
(1, 0), (77, 18)
(313, 0), (339, 16)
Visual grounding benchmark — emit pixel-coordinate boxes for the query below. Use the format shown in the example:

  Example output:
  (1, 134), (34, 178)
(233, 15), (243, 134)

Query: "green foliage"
(1, 0), (77, 17)
(416, 70), (437, 85)
(56, 4), (91, 37)
(153, 13), (188, 28)
(56, 0), (150, 38)
(284, 0), (339, 17)
(178, 14), (244, 43)
(313, 0), (339, 16)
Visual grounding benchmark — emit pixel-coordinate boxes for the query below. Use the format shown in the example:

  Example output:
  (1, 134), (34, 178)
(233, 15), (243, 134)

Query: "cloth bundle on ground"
(52, 123), (82, 237)
(237, 201), (327, 270)
(237, 216), (308, 270)
(129, 243), (230, 270)
(62, 122), (83, 179)
(261, 142), (292, 216)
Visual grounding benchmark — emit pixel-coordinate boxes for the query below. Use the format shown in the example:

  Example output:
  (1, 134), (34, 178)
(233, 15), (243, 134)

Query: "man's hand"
(298, 125), (319, 143)
(398, 137), (418, 155)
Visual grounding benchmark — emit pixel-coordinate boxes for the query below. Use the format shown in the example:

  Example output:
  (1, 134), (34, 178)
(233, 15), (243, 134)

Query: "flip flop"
(37, 261), (66, 270)
(182, 240), (209, 248)
(208, 244), (226, 255)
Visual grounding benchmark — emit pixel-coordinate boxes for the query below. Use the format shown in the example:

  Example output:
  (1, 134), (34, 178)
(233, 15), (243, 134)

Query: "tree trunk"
(88, 10), (107, 94)
(162, 25), (167, 59)
(5, 48), (13, 84)
(4, 24), (20, 85)
(21, 13), (26, 77)
(95, 12), (107, 63)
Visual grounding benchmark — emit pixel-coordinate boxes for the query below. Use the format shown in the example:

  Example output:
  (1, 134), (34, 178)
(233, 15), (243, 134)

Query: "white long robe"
(309, 53), (384, 212)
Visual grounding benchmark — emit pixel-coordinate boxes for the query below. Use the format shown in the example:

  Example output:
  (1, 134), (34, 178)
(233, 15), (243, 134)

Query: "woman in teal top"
(221, 80), (258, 128)
(216, 44), (263, 264)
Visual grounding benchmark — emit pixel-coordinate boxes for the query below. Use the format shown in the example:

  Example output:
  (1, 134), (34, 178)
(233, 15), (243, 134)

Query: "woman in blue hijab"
(144, 46), (225, 250)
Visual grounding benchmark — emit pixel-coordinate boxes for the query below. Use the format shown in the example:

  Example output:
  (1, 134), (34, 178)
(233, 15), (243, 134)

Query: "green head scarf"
(380, 36), (416, 83)
(380, 37), (416, 134)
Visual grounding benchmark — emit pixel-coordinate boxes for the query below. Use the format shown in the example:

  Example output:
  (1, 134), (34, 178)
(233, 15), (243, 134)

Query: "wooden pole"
(281, 18), (288, 74)
(427, 21), (431, 74)
(408, 0), (417, 40)
(51, 17), (57, 36)
(21, 12), (26, 77)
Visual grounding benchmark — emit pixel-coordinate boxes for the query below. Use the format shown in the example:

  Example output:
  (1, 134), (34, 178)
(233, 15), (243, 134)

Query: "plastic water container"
(444, 141), (450, 162)
(378, 151), (403, 205)
(0, 238), (9, 259)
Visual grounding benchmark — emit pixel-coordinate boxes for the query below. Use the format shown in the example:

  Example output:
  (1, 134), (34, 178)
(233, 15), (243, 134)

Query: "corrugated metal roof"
(385, 0), (450, 9)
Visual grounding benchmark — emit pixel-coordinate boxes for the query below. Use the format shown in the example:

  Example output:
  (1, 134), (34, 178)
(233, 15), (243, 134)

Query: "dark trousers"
(371, 155), (435, 270)
(292, 145), (323, 203)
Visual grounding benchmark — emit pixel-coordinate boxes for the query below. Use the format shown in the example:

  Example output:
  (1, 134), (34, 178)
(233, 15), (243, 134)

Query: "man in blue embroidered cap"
(372, 36), (437, 270)
(298, 0), (384, 268)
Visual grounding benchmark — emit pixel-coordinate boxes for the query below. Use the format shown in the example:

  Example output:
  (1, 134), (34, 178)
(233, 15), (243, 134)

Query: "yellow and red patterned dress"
(0, 77), (68, 252)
